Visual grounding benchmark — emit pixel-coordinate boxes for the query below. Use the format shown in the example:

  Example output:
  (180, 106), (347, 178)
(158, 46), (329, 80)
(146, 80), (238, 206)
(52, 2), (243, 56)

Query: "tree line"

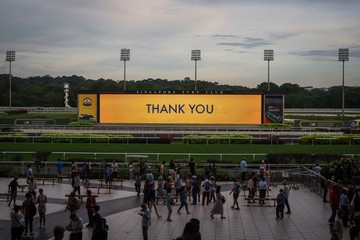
(0, 74), (359, 108)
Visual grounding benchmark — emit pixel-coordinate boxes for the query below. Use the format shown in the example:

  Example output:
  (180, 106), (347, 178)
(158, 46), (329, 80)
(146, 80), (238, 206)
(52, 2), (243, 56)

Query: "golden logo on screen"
(83, 98), (92, 106)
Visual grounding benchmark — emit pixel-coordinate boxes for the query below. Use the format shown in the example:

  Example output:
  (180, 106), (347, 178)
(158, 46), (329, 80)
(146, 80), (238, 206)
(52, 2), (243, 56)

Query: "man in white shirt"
(258, 177), (267, 205)
(111, 160), (118, 181)
(313, 164), (322, 174)
(283, 180), (291, 214)
(240, 159), (247, 181)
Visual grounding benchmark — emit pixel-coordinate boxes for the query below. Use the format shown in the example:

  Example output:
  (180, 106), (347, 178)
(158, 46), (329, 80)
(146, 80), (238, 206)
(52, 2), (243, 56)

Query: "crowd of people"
(6, 158), (360, 240)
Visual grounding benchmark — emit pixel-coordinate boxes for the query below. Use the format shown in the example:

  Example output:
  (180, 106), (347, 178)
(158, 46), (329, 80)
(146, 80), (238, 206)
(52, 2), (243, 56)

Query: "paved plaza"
(0, 177), (350, 240)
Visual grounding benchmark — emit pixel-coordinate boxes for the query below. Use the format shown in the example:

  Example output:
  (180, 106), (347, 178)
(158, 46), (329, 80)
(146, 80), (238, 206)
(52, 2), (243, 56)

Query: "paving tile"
(0, 178), (352, 239)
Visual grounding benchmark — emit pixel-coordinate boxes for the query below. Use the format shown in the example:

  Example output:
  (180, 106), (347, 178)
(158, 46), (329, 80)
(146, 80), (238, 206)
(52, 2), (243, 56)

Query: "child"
(229, 178), (240, 210)
(177, 186), (191, 214)
(166, 193), (175, 222)
(332, 209), (343, 240)
(138, 203), (151, 240)
(276, 189), (285, 219)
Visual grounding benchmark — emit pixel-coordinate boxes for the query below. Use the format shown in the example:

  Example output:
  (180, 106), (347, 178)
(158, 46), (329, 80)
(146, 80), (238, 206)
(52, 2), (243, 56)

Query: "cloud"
(218, 37), (273, 49)
(289, 47), (360, 60)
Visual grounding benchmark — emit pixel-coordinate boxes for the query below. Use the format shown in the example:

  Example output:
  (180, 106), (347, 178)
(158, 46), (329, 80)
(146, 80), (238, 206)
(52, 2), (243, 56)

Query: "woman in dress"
(210, 185), (226, 219)
(36, 188), (47, 229)
(264, 165), (271, 196)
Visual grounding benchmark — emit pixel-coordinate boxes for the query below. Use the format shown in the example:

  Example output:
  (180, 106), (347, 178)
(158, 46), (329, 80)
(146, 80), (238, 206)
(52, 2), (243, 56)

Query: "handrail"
(302, 166), (348, 192)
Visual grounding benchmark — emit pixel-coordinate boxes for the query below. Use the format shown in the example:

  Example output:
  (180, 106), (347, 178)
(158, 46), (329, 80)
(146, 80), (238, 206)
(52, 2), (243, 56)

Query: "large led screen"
(99, 94), (262, 124)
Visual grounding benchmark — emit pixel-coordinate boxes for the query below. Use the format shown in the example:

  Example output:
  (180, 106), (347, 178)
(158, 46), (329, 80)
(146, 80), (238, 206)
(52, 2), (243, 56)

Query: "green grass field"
(1, 142), (359, 163)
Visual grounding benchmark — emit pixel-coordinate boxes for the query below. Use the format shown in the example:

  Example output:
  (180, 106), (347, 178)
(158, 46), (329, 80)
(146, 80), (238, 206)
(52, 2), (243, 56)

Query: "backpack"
(235, 184), (241, 195)
(99, 218), (109, 239)
(204, 180), (211, 191)
(192, 179), (200, 191)
(30, 203), (37, 217)
(100, 217), (109, 231)
(354, 194), (360, 212)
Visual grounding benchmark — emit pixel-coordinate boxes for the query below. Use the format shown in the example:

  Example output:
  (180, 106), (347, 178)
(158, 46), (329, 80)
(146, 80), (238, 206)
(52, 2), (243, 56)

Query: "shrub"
(183, 134), (252, 144)
(69, 121), (95, 126)
(5, 109), (28, 114)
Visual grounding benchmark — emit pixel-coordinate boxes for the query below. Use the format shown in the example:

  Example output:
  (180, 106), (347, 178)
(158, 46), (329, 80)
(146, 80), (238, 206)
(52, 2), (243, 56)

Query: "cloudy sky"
(1, 0), (359, 88)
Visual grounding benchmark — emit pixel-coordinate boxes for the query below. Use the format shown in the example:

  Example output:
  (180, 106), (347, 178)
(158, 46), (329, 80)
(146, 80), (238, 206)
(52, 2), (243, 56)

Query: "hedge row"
(183, 134), (253, 144)
(299, 134), (360, 145)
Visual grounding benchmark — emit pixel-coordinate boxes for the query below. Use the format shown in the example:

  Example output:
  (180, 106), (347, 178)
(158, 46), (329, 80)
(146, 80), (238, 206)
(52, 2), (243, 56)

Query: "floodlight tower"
(264, 50), (274, 91)
(6, 51), (15, 111)
(338, 48), (349, 118)
(191, 50), (201, 91)
(120, 48), (130, 91)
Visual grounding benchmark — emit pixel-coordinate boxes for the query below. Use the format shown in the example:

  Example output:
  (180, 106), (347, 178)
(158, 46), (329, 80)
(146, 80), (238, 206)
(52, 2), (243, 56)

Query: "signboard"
(15, 119), (56, 125)
(297, 120), (345, 128)
(78, 94), (97, 122)
(99, 94), (262, 124)
(263, 95), (284, 123)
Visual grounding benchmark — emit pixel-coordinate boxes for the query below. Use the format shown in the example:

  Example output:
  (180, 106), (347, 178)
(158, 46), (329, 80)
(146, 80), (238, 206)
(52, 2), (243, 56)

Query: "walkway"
(0, 178), (349, 240)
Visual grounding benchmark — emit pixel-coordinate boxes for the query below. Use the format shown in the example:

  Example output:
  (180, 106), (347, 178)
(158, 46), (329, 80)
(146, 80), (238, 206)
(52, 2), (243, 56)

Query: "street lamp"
(120, 49), (130, 91)
(191, 50), (201, 91)
(338, 48), (349, 118)
(264, 50), (274, 91)
(6, 51), (15, 111)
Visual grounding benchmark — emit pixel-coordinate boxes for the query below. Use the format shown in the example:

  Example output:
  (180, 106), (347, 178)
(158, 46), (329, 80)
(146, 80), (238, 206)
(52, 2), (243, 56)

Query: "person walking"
(283, 180), (291, 214)
(276, 189), (285, 220)
(209, 176), (216, 203)
(240, 158), (247, 182)
(56, 159), (63, 182)
(247, 175), (255, 202)
(8, 176), (21, 207)
(111, 160), (118, 182)
(36, 188), (47, 229)
(86, 190), (96, 228)
(65, 192), (80, 215)
(201, 176), (212, 205)
(66, 213), (83, 240)
(22, 192), (35, 236)
(340, 189), (350, 227)
(258, 177), (267, 205)
(332, 210), (344, 240)
(143, 180), (161, 218)
(229, 178), (240, 210)
(191, 176), (200, 205)
(138, 203), (151, 240)
(135, 172), (142, 196)
(26, 164), (33, 182)
(10, 205), (24, 240)
(156, 176), (165, 204)
(177, 186), (191, 214)
(166, 192), (175, 222)
(264, 165), (271, 196)
(328, 185), (339, 224)
(175, 174), (183, 202)
(72, 172), (81, 195)
(91, 205), (108, 240)
(210, 185), (226, 219)
(188, 158), (196, 176)
(53, 226), (65, 240)
(28, 176), (37, 199)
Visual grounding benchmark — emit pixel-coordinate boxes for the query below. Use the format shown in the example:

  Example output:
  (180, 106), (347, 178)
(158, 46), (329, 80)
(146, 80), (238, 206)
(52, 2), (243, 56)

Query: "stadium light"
(6, 51), (15, 111)
(264, 50), (274, 91)
(191, 50), (201, 91)
(338, 48), (349, 118)
(120, 49), (130, 91)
